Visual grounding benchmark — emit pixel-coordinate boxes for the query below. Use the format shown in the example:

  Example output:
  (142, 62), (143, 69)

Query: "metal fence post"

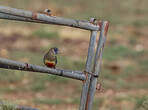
(79, 31), (97, 110)
(85, 21), (109, 110)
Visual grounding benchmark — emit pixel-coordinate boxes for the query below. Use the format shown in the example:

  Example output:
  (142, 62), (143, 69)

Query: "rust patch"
(82, 70), (89, 83)
(85, 91), (90, 110)
(97, 20), (102, 31)
(104, 21), (109, 37)
(32, 12), (38, 20)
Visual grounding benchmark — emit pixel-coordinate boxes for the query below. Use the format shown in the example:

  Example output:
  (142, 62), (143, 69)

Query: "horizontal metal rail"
(0, 12), (46, 24)
(0, 58), (86, 81)
(0, 6), (99, 31)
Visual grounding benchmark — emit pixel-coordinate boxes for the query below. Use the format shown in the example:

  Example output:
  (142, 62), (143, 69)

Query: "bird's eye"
(47, 9), (50, 13)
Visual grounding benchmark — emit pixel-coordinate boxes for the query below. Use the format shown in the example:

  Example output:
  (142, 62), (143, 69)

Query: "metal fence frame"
(0, 6), (109, 110)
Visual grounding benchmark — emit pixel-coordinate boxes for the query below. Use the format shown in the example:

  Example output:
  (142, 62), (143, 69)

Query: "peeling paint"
(104, 21), (109, 37)
(83, 71), (89, 83)
(97, 20), (102, 30)
(85, 91), (90, 110)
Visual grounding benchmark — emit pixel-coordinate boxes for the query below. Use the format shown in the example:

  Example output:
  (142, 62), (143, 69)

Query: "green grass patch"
(34, 97), (81, 105)
(103, 45), (132, 61)
(10, 50), (43, 65)
(29, 81), (46, 92)
(138, 59), (148, 73)
(93, 98), (104, 110)
(58, 56), (85, 70)
(0, 70), (24, 83)
(135, 96), (148, 110)
(34, 98), (64, 105)
(0, 87), (18, 93)
(31, 73), (69, 85)
(101, 69), (118, 80)
(0, 102), (17, 110)
(129, 37), (138, 46)
(103, 45), (145, 61)
(0, 101), (39, 110)
(115, 79), (148, 89)
(32, 29), (59, 39)
(121, 66), (137, 78)
(43, 75), (68, 83)
(70, 97), (80, 104)
(115, 95), (134, 102)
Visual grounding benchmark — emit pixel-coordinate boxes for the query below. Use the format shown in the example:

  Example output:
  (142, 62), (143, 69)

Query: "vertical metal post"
(85, 21), (109, 110)
(79, 31), (97, 110)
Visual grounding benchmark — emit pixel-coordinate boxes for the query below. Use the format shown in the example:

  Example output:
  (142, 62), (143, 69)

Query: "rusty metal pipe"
(79, 31), (97, 110)
(0, 12), (46, 24)
(0, 6), (99, 31)
(0, 58), (85, 81)
(86, 21), (109, 110)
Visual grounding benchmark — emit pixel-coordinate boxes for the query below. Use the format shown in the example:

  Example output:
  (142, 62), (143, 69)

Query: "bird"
(43, 9), (52, 16)
(43, 47), (59, 68)
(38, 9), (52, 16)
(89, 18), (97, 25)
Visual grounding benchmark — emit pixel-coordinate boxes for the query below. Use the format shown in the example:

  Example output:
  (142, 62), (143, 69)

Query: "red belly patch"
(46, 62), (56, 68)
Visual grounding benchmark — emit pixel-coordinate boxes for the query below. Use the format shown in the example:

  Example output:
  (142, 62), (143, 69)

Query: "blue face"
(54, 48), (58, 54)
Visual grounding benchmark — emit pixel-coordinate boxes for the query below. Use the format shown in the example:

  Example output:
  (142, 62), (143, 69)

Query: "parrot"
(43, 47), (59, 68)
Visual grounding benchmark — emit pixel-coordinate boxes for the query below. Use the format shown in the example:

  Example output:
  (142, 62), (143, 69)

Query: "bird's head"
(53, 47), (59, 54)
(50, 47), (59, 55)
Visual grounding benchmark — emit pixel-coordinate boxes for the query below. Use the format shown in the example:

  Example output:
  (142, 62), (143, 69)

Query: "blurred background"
(0, 0), (148, 110)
